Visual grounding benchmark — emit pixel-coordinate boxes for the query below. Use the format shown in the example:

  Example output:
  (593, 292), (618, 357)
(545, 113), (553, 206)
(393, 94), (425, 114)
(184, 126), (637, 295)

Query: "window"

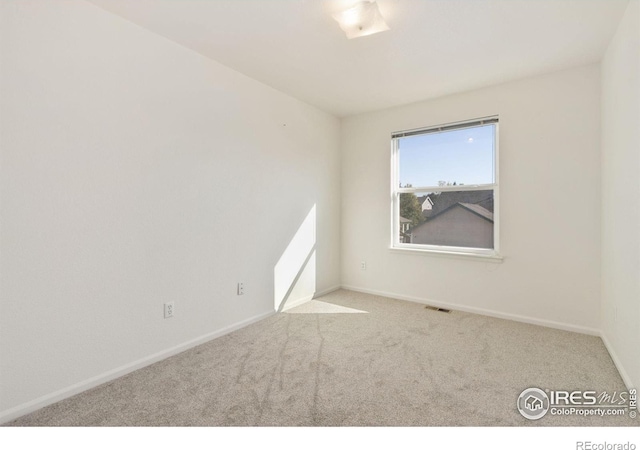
(391, 116), (499, 257)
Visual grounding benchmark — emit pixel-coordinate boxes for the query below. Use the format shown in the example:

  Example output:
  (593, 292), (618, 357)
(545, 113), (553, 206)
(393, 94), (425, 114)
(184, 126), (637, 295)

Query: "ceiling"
(86, 0), (630, 117)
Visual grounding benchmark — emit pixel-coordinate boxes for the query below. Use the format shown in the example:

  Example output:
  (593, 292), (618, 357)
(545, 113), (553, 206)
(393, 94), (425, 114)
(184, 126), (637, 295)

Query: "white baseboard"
(600, 333), (634, 390)
(0, 309), (274, 425)
(281, 294), (314, 311)
(314, 285), (341, 298)
(281, 285), (342, 311)
(341, 285), (601, 336)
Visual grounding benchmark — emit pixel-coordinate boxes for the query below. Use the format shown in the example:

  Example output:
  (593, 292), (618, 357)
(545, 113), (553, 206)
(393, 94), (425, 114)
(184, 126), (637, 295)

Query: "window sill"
(389, 246), (504, 263)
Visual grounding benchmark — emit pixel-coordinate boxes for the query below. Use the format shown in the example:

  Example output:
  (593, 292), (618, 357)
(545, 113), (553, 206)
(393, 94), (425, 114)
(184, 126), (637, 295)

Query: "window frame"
(390, 116), (500, 259)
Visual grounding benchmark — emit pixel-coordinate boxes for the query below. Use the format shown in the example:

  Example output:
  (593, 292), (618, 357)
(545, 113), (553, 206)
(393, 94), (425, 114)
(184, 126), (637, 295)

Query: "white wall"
(0, 0), (341, 419)
(601, 0), (640, 389)
(341, 65), (602, 333)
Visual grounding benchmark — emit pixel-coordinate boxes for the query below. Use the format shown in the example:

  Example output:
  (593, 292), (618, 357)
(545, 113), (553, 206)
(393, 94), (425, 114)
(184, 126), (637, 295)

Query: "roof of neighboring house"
(399, 216), (412, 223)
(423, 190), (493, 218)
(458, 203), (494, 222)
(410, 202), (494, 233)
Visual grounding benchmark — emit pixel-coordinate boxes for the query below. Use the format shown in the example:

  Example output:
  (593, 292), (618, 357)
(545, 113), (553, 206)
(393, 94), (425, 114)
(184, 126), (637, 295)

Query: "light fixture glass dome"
(332, 1), (389, 39)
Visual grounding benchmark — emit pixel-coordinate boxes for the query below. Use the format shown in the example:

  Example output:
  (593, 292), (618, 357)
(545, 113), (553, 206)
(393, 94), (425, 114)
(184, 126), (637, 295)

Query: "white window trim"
(390, 116), (501, 260)
(388, 246), (504, 262)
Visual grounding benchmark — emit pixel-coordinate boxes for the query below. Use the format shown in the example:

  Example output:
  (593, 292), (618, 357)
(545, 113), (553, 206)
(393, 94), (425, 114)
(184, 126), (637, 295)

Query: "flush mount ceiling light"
(332, 1), (389, 39)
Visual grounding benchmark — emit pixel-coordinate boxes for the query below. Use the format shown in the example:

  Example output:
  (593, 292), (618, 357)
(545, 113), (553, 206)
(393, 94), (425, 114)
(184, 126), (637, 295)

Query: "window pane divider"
(397, 184), (495, 194)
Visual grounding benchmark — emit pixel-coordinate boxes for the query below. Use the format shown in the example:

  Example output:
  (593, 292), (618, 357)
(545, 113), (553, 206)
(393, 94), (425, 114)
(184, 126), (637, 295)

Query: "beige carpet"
(6, 290), (636, 426)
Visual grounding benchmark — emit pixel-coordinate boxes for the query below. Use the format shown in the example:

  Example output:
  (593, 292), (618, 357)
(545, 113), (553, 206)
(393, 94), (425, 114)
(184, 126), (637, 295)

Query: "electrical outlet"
(164, 302), (174, 319)
(237, 282), (244, 295)
(361, 261), (367, 270)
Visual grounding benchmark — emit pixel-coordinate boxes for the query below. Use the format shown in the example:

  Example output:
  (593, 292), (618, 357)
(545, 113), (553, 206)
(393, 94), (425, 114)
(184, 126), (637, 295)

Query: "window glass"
(398, 125), (495, 188)
(392, 118), (498, 255)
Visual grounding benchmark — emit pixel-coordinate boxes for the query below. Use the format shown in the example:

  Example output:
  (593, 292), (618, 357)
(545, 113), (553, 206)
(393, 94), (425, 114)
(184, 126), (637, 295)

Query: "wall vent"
(425, 305), (451, 313)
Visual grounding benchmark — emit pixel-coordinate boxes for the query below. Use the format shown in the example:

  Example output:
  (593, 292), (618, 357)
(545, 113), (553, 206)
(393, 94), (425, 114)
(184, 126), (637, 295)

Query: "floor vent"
(425, 305), (451, 313)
